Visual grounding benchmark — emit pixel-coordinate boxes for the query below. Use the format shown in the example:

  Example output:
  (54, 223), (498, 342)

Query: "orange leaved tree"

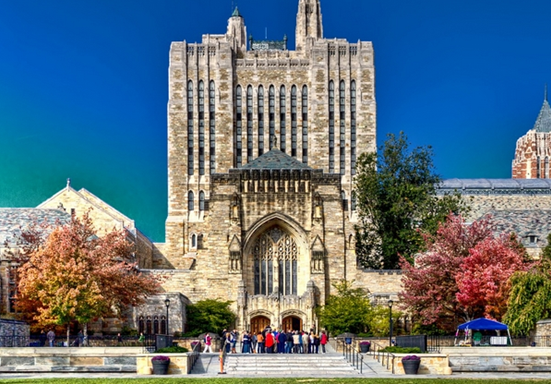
(15, 212), (160, 345)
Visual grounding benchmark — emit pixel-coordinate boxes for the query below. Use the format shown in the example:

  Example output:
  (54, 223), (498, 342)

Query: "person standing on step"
(203, 333), (213, 353)
(256, 331), (264, 353)
(293, 331), (300, 353)
(265, 330), (274, 353)
(320, 331), (328, 353)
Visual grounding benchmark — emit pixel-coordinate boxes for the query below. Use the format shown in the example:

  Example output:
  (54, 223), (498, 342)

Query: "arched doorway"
(282, 315), (302, 332)
(250, 315), (271, 334)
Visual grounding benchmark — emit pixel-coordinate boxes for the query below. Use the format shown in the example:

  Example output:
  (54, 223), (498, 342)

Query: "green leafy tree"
(504, 233), (551, 335)
(317, 281), (372, 335)
(368, 305), (402, 337)
(185, 299), (236, 336)
(354, 131), (468, 269)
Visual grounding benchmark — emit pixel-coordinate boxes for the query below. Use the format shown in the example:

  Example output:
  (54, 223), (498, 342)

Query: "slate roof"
(533, 99), (551, 133)
(489, 209), (551, 247)
(437, 178), (551, 192)
(240, 149), (312, 170)
(0, 208), (70, 247)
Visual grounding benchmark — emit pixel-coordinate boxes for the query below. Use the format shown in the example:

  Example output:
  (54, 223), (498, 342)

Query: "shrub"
(156, 346), (188, 353)
(380, 346), (422, 354)
(402, 355), (421, 361)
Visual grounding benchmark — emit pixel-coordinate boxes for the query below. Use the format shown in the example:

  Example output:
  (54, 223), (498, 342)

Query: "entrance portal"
(282, 316), (302, 332)
(250, 315), (271, 334)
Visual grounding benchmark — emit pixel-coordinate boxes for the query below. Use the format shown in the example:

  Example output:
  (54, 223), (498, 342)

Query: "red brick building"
(512, 94), (551, 178)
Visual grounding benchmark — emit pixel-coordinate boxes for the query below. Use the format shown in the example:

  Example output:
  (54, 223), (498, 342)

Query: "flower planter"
(359, 343), (370, 353)
(152, 360), (170, 375)
(402, 359), (420, 374)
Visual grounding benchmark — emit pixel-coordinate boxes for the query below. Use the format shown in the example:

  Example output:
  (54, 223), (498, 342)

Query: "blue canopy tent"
(455, 318), (512, 346)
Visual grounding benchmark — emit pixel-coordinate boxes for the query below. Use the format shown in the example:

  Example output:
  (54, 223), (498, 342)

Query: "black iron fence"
(425, 335), (551, 352)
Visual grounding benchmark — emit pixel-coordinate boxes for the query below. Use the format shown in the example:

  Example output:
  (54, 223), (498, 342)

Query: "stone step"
(225, 353), (360, 376)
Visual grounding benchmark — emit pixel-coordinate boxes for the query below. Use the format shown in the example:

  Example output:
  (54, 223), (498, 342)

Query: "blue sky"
(1, 0), (550, 242)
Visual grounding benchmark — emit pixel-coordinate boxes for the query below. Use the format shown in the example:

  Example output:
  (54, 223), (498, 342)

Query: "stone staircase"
(224, 353), (361, 376)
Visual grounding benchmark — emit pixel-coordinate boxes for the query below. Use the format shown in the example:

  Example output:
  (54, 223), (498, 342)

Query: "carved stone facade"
(161, 0), (376, 332)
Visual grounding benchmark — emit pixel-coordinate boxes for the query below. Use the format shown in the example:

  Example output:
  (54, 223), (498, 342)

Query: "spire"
(533, 88), (551, 132)
(231, 6), (241, 18)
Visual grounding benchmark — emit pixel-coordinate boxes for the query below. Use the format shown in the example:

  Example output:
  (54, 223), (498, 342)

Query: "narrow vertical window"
(302, 85), (308, 164)
(350, 80), (357, 176)
(339, 80), (346, 175)
(235, 85), (242, 167)
(291, 85), (297, 158)
(269, 85), (275, 149)
(198, 81), (205, 175)
(191, 234), (197, 248)
(546, 157), (549, 179)
(187, 80), (194, 176)
(199, 190), (205, 211)
(537, 156), (541, 179)
(258, 85), (265, 156)
(247, 85), (253, 163)
(280, 85), (286, 153)
(188, 190), (194, 211)
(328, 80), (335, 173)
(209, 81), (216, 173)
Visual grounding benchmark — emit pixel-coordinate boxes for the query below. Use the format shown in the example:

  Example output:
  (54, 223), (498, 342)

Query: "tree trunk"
(66, 325), (70, 347)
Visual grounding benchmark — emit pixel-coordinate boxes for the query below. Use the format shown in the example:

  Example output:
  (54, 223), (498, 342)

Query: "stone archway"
(282, 315), (302, 332)
(250, 315), (271, 334)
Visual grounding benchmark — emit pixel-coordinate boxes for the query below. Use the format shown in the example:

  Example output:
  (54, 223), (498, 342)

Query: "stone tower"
(512, 90), (551, 178)
(163, 0), (377, 331)
(295, 0), (323, 53)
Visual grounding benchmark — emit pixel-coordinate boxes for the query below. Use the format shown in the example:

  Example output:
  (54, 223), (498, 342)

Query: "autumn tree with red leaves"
(399, 214), (528, 331)
(15, 212), (160, 344)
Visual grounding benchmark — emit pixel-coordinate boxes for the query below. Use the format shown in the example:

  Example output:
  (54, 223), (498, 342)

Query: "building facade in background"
(512, 93), (551, 178)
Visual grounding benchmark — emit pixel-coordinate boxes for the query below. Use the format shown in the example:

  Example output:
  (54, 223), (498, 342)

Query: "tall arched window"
(302, 85), (308, 164)
(191, 234), (197, 248)
(258, 85), (265, 156)
(199, 190), (205, 211)
(269, 85), (275, 149)
(247, 85), (253, 163)
(198, 81), (205, 175)
(209, 81), (216, 173)
(253, 226), (298, 295)
(188, 191), (194, 211)
(328, 81), (335, 173)
(339, 80), (346, 175)
(350, 80), (357, 176)
(291, 85), (297, 158)
(280, 85), (286, 153)
(187, 80), (194, 176)
(235, 85), (243, 167)
(537, 156), (541, 179)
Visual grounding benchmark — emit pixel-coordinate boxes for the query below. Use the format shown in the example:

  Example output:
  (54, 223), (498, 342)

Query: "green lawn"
(1, 379), (551, 384)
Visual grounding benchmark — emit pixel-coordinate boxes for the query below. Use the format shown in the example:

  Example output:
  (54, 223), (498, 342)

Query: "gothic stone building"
(512, 93), (551, 178)
(160, 0), (377, 332)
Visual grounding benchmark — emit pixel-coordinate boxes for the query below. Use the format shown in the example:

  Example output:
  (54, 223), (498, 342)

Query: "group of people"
(219, 328), (328, 354)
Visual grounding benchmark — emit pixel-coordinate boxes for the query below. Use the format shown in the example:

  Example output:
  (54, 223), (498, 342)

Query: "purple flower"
(152, 355), (170, 362)
(359, 341), (371, 345)
(402, 355), (420, 361)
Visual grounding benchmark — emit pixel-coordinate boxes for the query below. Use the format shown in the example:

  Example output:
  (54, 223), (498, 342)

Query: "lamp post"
(164, 298), (170, 336)
(388, 299), (394, 347)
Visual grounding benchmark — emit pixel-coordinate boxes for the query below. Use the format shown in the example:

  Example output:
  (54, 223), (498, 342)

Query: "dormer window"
(526, 235), (538, 246)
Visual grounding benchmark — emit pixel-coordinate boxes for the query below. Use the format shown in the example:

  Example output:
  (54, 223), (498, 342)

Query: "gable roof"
(240, 149), (311, 171)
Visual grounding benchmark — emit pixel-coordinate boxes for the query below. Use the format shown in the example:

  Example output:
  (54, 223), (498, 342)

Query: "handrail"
(367, 341), (395, 374)
(188, 339), (201, 372)
(338, 339), (363, 374)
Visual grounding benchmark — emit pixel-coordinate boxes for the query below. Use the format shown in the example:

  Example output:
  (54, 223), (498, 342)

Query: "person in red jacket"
(265, 331), (274, 353)
(320, 331), (328, 354)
